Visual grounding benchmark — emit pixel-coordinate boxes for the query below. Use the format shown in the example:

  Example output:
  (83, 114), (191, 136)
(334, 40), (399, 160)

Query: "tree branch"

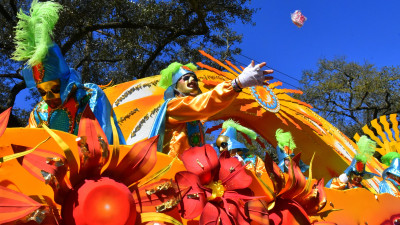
(7, 81), (26, 109)
(0, 73), (23, 79)
(0, 3), (14, 23)
(61, 21), (178, 54)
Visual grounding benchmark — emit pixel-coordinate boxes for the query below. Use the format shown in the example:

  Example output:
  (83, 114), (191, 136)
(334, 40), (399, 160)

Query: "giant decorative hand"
(234, 60), (274, 89)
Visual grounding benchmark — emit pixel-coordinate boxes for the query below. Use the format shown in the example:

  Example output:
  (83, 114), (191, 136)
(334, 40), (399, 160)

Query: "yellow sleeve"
(166, 81), (239, 124)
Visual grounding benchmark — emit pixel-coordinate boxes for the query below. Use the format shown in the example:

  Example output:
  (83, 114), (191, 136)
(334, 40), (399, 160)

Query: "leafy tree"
(0, 0), (258, 126)
(299, 57), (400, 138)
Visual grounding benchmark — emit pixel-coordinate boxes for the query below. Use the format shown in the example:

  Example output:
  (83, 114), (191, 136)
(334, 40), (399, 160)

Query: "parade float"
(1, 56), (400, 224)
(1, 1), (400, 225)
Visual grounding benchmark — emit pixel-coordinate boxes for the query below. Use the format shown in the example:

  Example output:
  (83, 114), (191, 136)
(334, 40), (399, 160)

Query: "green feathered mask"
(158, 62), (198, 89)
(275, 128), (296, 150)
(12, 0), (62, 66)
(221, 119), (257, 140)
(355, 135), (376, 164)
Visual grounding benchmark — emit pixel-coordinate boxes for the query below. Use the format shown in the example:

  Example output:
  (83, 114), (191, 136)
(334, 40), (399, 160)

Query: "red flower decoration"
(175, 145), (257, 225)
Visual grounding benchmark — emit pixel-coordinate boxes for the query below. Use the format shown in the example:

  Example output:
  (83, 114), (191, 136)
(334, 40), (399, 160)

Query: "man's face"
(175, 73), (200, 97)
(36, 79), (62, 108)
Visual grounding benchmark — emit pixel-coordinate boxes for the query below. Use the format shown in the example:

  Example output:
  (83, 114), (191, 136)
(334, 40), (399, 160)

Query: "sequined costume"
(325, 136), (380, 190)
(326, 152), (380, 190)
(25, 44), (125, 144)
(379, 157), (400, 196)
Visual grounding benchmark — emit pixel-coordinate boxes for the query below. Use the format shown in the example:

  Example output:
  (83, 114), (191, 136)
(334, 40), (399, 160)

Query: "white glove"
(236, 61), (273, 88)
(338, 173), (349, 183)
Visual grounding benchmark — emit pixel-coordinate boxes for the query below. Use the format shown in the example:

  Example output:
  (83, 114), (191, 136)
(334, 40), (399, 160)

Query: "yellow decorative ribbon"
(136, 156), (177, 188)
(103, 109), (120, 173)
(42, 124), (78, 184)
(303, 152), (316, 194)
(141, 212), (183, 225)
(0, 137), (50, 163)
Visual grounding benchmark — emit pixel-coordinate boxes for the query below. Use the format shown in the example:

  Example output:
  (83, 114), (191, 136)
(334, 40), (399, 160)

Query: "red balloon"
(63, 177), (137, 225)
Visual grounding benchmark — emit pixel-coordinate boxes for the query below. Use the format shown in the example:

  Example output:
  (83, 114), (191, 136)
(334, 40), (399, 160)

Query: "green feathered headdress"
(12, 0), (62, 66)
(381, 152), (400, 166)
(275, 128), (296, 150)
(354, 135), (376, 164)
(222, 119), (257, 140)
(158, 62), (198, 89)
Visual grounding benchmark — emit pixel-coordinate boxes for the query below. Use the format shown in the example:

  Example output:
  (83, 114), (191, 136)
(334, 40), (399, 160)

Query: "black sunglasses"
(181, 74), (198, 82)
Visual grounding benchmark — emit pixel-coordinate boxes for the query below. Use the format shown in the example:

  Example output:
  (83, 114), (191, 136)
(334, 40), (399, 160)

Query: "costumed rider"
(379, 152), (400, 197)
(149, 61), (273, 157)
(12, 0), (125, 144)
(275, 129), (309, 173)
(216, 119), (258, 164)
(326, 135), (380, 190)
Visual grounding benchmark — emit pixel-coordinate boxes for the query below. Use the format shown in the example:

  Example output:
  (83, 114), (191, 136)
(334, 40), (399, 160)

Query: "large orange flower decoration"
(246, 153), (327, 225)
(0, 107), (181, 225)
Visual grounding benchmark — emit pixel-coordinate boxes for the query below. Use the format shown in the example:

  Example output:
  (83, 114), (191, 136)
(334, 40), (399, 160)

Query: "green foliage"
(300, 57), (400, 138)
(0, 0), (258, 126)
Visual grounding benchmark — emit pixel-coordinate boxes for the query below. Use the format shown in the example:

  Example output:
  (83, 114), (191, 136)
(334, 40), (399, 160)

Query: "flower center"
(206, 180), (225, 201)
(62, 177), (137, 225)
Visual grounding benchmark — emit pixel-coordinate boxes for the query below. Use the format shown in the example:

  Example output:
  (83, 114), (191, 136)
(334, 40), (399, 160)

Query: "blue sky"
(231, 0), (400, 89)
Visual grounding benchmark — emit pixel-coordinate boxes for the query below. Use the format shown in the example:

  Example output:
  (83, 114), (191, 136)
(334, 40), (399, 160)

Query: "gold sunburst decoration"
(197, 50), (325, 136)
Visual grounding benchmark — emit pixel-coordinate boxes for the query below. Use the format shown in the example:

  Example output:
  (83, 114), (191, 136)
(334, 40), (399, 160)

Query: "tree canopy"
(0, 0), (258, 126)
(299, 57), (400, 138)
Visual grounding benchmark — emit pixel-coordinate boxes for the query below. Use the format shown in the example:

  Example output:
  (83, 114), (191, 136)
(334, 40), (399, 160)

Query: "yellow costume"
(163, 81), (239, 157)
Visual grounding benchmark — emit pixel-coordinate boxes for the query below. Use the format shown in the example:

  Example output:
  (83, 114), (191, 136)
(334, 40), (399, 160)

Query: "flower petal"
(295, 178), (327, 215)
(11, 145), (70, 204)
(181, 145), (219, 185)
(175, 171), (206, 219)
(225, 198), (250, 225)
(219, 157), (252, 191)
(0, 186), (41, 224)
(77, 106), (109, 177)
(279, 153), (307, 199)
(264, 151), (285, 193)
(0, 107), (11, 137)
(112, 136), (158, 186)
(200, 202), (233, 225)
(245, 199), (270, 225)
(11, 145), (66, 182)
(268, 198), (311, 225)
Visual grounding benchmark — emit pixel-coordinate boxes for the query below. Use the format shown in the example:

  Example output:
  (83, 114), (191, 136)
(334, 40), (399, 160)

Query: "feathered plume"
(222, 119), (257, 140)
(275, 128), (296, 150)
(158, 62), (197, 89)
(12, 0), (62, 66)
(381, 152), (400, 166)
(355, 135), (376, 164)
